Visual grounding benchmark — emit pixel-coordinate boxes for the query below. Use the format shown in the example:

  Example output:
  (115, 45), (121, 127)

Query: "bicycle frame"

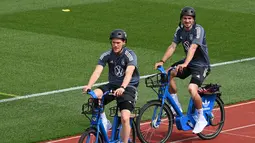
(85, 90), (137, 143)
(153, 66), (218, 131)
(86, 90), (122, 143)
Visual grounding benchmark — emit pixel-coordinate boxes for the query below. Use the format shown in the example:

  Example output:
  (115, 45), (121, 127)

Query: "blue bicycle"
(136, 66), (225, 143)
(78, 89), (139, 143)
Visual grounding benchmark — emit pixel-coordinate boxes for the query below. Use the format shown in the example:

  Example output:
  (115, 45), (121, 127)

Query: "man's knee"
(170, 69), (177, 77)
(188, 83), (199, 95)
(94, 88), (103, 98)
(121, 110), (131, 124)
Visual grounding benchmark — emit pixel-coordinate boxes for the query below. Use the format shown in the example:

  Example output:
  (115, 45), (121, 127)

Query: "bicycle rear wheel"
(78, 127), (103, 143)
(197, 96), (225, 139)
(136, 100), (174, 143)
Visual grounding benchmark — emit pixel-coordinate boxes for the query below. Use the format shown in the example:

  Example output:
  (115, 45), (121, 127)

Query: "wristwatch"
(120, 86), (126, 90)
(159, 60), (165, 63)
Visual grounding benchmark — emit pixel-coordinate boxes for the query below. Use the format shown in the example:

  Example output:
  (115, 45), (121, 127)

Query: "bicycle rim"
(78, 128), (103, 143)
(136, 100), (174, 143)
(198, 97), (225, 140)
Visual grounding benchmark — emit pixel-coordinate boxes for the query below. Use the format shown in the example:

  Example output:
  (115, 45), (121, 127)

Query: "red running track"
(42, 100), (255, 143)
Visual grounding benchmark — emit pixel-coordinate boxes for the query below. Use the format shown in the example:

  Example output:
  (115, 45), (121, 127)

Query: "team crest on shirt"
(183, 41), (190, 51)
(121, 59), (125, 66)
(114, 65), (124, 77)
(189, 34), (193, 41)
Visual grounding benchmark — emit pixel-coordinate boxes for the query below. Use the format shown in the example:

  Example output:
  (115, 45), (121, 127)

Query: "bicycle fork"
(151, 100), (166, 128)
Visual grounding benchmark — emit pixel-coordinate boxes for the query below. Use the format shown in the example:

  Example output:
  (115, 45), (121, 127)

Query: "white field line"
(0, 92), (18, 97)
(44, 100), (255, 143)
(0, 57), (255, 103)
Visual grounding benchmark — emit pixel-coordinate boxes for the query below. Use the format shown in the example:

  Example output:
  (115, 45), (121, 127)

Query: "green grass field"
(0, 0), (255, 142)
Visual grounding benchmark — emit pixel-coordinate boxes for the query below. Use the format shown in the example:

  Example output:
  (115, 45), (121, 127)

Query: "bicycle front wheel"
(197, 96), (225, 140)
(78, 127), (103, 143)
(136, 100), (174, 143)
(130, 119), (137, 143)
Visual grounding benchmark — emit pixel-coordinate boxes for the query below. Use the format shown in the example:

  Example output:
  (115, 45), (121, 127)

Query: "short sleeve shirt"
(98, 47), (140, 86)
(173, 24), (210, 68)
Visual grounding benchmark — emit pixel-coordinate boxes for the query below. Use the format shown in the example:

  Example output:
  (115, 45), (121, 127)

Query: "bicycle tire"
(197, 96), (225, 140)
(130, 119), (137, 143)
(78, 127), (103, 143)
(136, 100), (174, 143)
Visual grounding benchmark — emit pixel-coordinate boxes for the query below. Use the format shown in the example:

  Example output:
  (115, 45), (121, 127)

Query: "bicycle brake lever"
(108, 90), (115, 96)
(86, 89), (91, 93)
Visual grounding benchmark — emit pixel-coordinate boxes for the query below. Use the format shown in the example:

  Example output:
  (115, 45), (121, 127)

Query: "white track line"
(171, 124), (255, 143)
(45, 136), (81, 143)
(48, 124), (255, 143)
(44, 100), (255, 143)
(138, 100), (255, 126)
(222, 124), (255, 132)
(224, 100), (255, 109)
(221, 132), (255, 139)
(0, 57), (255, 103)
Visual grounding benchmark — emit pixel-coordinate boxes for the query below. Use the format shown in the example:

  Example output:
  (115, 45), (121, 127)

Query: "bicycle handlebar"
(157, 65), (175, 74)
(87, 89), (97, 99)
(157, 65), (166, 74)
(87, 90), (114, 99)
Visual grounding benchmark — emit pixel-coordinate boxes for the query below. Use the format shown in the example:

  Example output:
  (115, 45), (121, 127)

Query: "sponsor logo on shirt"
(114, 65), (124, 77)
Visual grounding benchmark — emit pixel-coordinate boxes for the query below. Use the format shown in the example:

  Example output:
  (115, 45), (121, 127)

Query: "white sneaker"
(103, 120), (112, 132)
(192, 116), (208, 134)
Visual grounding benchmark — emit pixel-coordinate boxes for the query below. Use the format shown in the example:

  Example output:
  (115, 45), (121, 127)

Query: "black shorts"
(98, 83), (138, 112)
(171, 60), (210, 87)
